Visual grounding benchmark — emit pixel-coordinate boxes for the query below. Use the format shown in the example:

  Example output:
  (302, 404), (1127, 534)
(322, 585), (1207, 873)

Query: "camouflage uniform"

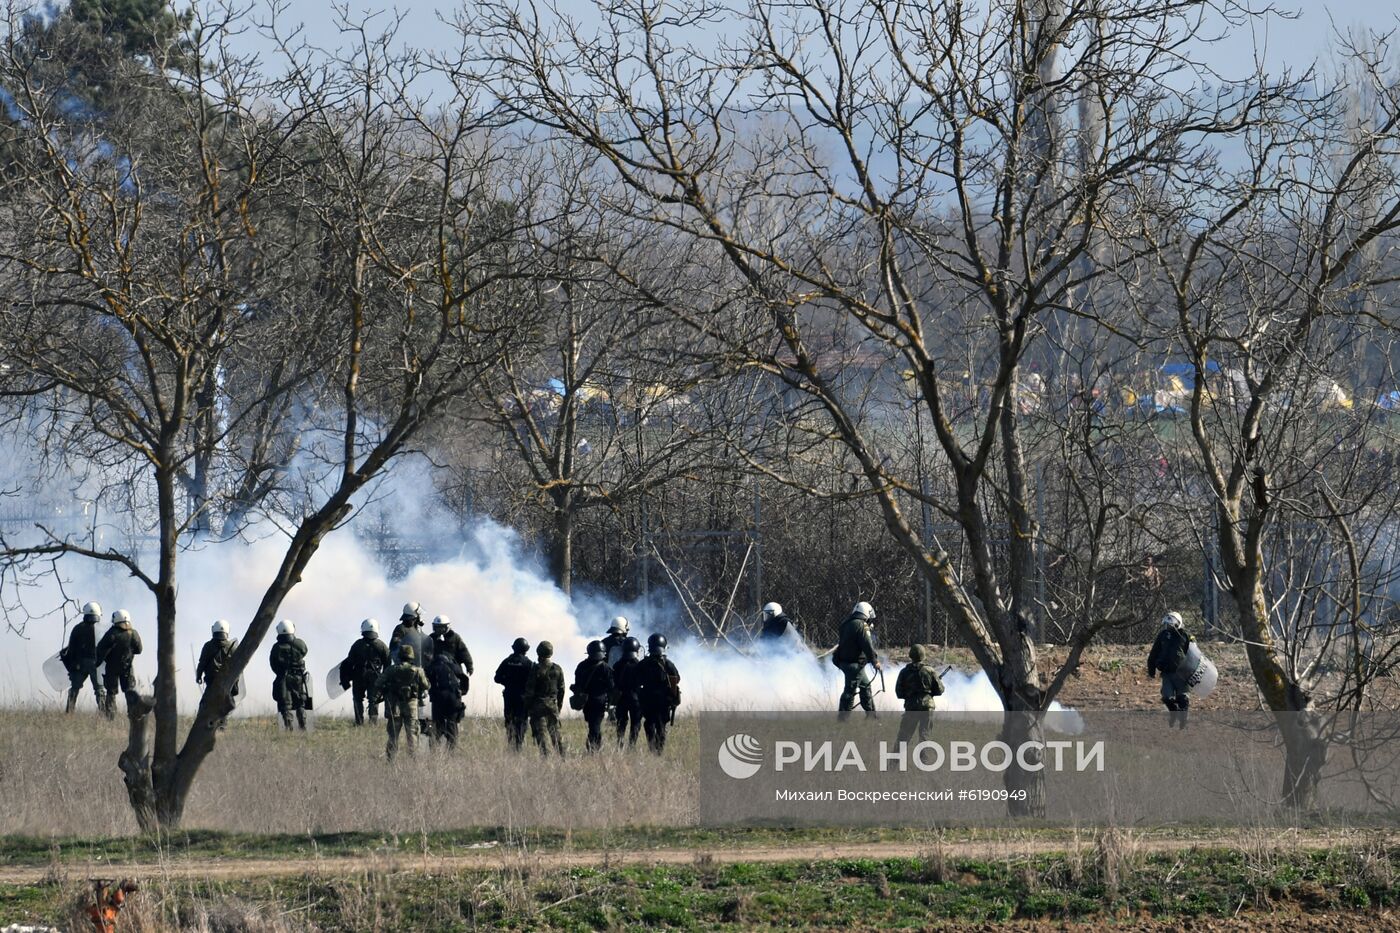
(94, 622), (142, 719)
(635, 653), (681, 754)
(375, 649), (430, 760)
(390, 619), (434, 734)
(269, 633), (310, 731)
(894, 648), (944, 745)
(62, 616), (101, 713)
(494, 647), (534, 751)
(524, 648), (566, 757)
(832, 612), (878, 717)
(341, 633), (390, 725)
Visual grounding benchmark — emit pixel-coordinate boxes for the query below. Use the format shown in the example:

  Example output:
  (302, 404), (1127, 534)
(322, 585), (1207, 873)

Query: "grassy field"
(2, 650), (1396, 930)
(2, 835), (1398, 930)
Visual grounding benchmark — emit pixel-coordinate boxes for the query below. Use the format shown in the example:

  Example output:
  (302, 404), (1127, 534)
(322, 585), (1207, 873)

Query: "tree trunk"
(1001, 708), (1048, 818)
(1278, 710), (1328, 812)
(550, 494), (574, 596)
(119, 691), (159, 834)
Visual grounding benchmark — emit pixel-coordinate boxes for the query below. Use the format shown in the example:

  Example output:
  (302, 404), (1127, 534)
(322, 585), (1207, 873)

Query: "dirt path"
(2, 831), (1391, 884)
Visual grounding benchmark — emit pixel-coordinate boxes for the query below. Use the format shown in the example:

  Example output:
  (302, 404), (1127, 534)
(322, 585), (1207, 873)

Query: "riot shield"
(42, 653), (69, 692)
(1182, 641), (1219, 698)
(325, 663), (347, 700)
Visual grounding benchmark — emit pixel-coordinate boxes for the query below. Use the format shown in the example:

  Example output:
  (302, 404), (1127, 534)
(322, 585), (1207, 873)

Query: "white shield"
(325, 664), (347, 700)
(42, 653), (69, 692)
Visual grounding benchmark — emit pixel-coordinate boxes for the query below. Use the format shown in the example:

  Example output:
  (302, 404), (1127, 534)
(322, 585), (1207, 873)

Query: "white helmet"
(1161, 611), (1184, 630)
(608, 616), (629, 635)
(212, 619), (230, 636)
(361, 618), (379, 635)
(82, 601), (102, 619)
(401, 601), (421, 620)
(276, 619), (295, 636)
(111, 609), (131, 625)
(762, 602), (782, 618)
(853, 601), (876, 621)
(432, 615), (450, 629)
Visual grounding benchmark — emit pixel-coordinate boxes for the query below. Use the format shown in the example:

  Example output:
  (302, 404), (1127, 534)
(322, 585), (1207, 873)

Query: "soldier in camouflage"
(894, 644), (944, 745)
(524, 640), (566, 757)
(376, 644), (430, 760)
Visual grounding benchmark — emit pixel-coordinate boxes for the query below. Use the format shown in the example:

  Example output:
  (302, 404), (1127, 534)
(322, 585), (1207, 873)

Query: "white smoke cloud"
(0, 452), (1081, 723)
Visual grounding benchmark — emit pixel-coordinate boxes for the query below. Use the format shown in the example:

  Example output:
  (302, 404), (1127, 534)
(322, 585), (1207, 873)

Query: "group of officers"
(59, 600), (684, 760)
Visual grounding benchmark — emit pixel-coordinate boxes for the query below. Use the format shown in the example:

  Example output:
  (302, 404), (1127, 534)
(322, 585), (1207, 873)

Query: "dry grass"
(0, 710), (699, 837)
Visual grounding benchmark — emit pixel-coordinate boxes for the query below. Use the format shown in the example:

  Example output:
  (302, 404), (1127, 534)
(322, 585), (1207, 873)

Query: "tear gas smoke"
(0, 460), (1079, 723)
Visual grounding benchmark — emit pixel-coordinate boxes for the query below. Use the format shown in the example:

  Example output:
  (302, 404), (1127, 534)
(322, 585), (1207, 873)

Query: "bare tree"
(1130, 35), (1400, 808)
(0, 4), (526, 829)
(476, 0), (1295, 813)
(473, 150), (726, 594)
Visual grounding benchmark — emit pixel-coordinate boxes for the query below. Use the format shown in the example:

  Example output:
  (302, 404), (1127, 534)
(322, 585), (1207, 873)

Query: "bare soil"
(1, 831), (1390, 885)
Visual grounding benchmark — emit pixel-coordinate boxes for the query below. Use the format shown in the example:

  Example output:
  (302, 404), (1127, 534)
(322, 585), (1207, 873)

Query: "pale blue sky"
(225, 0), (1392, 87)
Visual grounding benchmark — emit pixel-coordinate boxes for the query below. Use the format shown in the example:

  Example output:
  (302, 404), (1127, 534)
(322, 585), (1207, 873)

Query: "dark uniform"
(636, 641), (680, 754)
(426, 650), (466, 749)
(760, 612), (795, 640)
(390, 618), (434, 735)
(196, 634), (239, 699)
(894, 647), (944, 745)
(62, 614), (101, 713)
(573, 649), (615, 753)
(95, 620), (142, 719)
(341, 632), (390, 725)
(494, 640), (534, 750)
(524, 644), (566, 756)
(612, 644), (643, 747)
(832, 611), (878, 717)
(269, 632), (310, 731)
(1148, 620), (1195, 728)
(430, 627), (473, 687)
(601, 630), (629, 667)
(376, 647), (430, 760)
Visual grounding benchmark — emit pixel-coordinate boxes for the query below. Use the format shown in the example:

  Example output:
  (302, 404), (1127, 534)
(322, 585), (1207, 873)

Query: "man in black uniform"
(426, 646), (466, 749)
(196, 619), (240, 725)
(572, 640), (615, 753)
(269, 619), (311, 731)
(600, 616), (630, 666)
(340, 618), (390, 725)
(494, 637), (534, 750)
(95, 609), (142, 719)
(62, 601), (103, 714)
(430, 615), (473, 690)
(758, 601), (795, 641)
(1147, 611), (1196, 729)
(636, 633), (681, 754)
(832, 601), (880, 719)
(612, 636), (643, 747)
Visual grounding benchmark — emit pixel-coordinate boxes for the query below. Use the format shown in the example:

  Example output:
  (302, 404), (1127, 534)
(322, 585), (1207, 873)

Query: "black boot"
(65, 689), (79, 714)
(1175, 696), (1190, 730)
